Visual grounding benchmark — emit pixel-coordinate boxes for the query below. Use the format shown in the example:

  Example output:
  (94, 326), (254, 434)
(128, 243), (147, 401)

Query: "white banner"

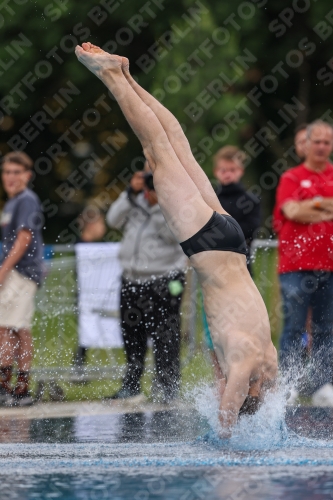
(75, 242), (123, 348)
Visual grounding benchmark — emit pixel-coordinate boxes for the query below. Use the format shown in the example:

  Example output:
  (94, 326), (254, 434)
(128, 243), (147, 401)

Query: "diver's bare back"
(192, 249), (277, 390)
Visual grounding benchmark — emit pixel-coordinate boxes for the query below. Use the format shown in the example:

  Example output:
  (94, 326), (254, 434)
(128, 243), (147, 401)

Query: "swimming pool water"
(1, 407), (333, 499)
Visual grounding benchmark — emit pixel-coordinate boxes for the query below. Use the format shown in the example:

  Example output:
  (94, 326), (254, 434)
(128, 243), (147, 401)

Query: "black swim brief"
(180, 211), (248, 258)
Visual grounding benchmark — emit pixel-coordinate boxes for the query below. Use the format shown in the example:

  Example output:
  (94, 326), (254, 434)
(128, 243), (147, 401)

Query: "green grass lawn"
(252, 247), (281, 346)
(29, 248), (280, 402)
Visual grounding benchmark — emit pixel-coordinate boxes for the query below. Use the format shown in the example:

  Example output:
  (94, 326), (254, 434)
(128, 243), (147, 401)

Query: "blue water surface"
(1, 407), (333, 499)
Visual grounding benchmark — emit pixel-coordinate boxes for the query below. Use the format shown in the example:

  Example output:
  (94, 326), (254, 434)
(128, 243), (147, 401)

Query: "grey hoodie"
(106, 190), (186, 281)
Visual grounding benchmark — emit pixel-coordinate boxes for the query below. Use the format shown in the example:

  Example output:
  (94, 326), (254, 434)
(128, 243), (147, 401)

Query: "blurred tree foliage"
(0, 0), (332, 241)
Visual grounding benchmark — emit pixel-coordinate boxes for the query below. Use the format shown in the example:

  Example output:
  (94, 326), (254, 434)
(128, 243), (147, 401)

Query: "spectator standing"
(293, 124), (311, 360)
(105, 169), (186, 404)
(273, 120), (333, 405)
(213, 146), (261, 273)
(79, 209), (106, 244)
(294, 123), (308, 161)
(274, 125), (308, 235)
(0, 152), (43, 406)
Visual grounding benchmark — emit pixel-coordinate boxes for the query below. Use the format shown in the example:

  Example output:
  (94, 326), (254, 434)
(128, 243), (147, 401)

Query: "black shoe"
(74, 346), (87, 366)
(12, 391), (34, 407)
(154, 393), (178, 405)
(49, 382), (65, 402)
(0, 385), (13, 406)
(104, 387), (145, 402)
(151, 379), (178, 405)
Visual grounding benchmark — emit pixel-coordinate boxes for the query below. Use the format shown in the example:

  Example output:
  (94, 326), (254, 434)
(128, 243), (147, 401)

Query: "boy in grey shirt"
(0, 151), (43, 406)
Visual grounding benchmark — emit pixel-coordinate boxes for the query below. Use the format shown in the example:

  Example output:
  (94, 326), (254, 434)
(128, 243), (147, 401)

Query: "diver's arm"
(218, 368), (250, 438)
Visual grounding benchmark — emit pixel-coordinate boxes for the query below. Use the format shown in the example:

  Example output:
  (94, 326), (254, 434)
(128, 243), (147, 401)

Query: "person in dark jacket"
(213, 145), (261, 272)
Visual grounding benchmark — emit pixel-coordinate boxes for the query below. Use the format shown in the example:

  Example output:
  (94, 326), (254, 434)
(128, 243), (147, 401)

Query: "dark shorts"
(180, 211), (248, 258)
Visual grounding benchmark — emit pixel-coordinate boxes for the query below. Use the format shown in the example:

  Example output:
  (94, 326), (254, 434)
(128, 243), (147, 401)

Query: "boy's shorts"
(0, 269), (37, 330)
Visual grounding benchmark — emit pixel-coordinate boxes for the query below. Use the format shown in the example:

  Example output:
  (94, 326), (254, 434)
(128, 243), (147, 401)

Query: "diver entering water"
(74, 42), (278, 437)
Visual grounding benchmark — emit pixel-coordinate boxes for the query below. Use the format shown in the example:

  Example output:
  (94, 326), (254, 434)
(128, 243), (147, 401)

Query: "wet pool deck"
(2, 400), (333, 443)
(0, 399), (188, 419)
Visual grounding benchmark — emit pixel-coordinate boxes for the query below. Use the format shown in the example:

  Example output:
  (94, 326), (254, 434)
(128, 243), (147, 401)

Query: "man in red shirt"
(274, 120), (333, 405)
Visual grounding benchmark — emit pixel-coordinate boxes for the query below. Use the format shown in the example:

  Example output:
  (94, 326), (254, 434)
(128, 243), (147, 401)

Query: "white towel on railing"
(75, 242), (123, 348)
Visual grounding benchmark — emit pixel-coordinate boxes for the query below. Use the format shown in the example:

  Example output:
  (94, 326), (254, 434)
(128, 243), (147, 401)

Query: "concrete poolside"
(0, 398), (189, 420)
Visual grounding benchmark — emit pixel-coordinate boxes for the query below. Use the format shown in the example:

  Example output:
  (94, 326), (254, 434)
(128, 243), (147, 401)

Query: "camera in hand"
(144, 173), (154, 191)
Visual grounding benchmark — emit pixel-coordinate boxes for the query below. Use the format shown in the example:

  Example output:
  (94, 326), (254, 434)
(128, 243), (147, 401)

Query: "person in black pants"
(105, 170), (186, 403)
(120, 271), (185, 402)
(213, 145), (261, 273)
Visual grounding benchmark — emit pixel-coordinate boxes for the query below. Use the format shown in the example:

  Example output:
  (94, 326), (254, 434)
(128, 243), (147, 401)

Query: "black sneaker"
(0, 385), (13, 406)
(104, 388), (146, 403)
(12, 391), (34, 407)
(150, 379), (178, 405)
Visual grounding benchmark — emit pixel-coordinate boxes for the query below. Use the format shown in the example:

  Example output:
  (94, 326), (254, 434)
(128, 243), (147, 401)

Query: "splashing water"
(188, 367), (333, 454)
(189, 380), (288, 450)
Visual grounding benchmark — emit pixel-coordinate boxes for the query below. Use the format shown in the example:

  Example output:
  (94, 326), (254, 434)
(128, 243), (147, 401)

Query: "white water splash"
(187, 375), (305, 451)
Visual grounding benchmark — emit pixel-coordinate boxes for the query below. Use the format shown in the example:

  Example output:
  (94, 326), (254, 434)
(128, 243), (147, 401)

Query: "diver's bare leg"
(122, 59), (226, 215)
(75, 44), (212, 242)
(83, 43), (224, 215)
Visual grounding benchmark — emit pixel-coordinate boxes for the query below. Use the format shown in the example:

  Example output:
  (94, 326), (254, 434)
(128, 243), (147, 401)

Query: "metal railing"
(31, 244), (199, 387)
(251, 239), (281, 342)
(30, 239), (280, 392)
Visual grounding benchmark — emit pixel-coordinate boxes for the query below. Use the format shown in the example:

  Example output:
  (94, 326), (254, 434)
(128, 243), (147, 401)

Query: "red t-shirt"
(273, 162), (333, 273)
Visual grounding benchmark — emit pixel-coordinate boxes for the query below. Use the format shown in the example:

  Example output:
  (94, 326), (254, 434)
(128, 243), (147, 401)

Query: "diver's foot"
(75, 42), (122, 80)
(121, 57), (130, 77)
